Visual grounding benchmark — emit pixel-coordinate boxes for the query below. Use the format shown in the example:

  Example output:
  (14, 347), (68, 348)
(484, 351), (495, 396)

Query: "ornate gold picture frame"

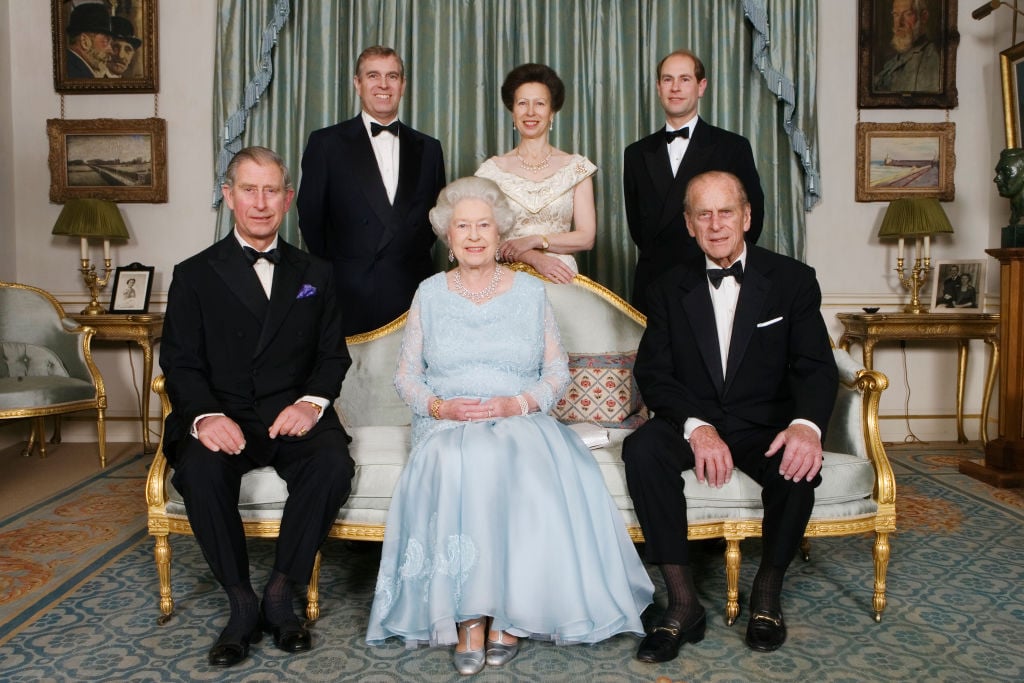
(52, 0), (158, 94)
(1000, 41), (1024, 147)
(855, 121), (956, 202)
(47, 118), (168, 203)
(857, 0), (959, 109)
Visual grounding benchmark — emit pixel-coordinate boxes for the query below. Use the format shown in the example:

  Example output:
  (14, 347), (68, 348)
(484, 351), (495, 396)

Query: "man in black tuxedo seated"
(160, 146), (354, 666)
(623, 171), (838, 661)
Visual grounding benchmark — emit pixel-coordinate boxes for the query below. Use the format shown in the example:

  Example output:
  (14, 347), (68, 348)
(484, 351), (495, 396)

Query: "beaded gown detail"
(366, 272), (653, 647)
(475, 155), (597, 273)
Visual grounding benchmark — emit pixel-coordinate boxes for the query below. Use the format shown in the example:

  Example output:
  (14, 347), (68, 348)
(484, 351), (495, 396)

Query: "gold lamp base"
(896, 256), (931, 314)
(79, 257), (112, 315)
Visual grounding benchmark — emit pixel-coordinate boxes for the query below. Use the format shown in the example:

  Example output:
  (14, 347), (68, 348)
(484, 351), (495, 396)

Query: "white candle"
(897, 237), (904, 260)
(103, 239), (110, 261)
(924, 235), (930, 260)
(913, 237), (919, 265)
(80, 237), (88, 261)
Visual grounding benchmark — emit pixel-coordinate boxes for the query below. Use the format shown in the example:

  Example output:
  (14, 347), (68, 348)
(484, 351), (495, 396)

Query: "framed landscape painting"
(47, 118), (168, 203)
(855, 122), (955, 202)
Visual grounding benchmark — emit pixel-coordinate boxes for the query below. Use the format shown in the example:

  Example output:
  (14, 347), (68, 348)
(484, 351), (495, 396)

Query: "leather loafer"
(208, 624), (262, 667)
(264, 618), (312, 653)
(745, 609), (786, 652)
(636, 606), (707, 663)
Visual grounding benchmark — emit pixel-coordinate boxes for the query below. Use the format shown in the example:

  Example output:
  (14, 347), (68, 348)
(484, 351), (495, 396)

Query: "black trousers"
(171, 429), (354, 588)
(622, 416), (819, 567)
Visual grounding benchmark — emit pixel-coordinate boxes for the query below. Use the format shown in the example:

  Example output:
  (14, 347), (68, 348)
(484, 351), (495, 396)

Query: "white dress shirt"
(362, 111), (400, 203)
(667, 113), (699, 177)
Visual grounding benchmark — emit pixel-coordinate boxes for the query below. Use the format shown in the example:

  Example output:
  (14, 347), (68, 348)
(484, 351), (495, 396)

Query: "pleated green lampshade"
(51, 199), (130, 239)
(877, 198), (954, 239)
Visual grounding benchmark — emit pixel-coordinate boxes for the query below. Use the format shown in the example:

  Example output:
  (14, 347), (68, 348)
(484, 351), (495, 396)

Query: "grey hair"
(428, 176), (516, 244)
(223, 146), (293, 191)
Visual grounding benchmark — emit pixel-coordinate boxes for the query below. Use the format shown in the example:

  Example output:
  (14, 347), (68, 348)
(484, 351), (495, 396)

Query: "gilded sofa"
(146, 270), (895, 625)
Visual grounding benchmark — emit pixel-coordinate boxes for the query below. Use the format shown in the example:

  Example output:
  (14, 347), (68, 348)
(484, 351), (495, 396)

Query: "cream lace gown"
(475, 155), (597, 273)
(365, 272), (653, 648)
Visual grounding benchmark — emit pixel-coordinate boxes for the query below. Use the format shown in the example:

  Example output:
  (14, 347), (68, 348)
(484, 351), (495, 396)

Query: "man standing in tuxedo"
(623, 49), (764, 314)
(623, 171), (837, 661)
(297, 45), (446, 336)
(161, 146), (354, 667)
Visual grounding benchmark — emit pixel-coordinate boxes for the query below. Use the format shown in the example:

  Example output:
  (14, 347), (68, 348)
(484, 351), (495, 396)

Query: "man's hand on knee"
(690, 425), (733, 488)
(765, 424), (822, 483)
(196, 415), (246, 454)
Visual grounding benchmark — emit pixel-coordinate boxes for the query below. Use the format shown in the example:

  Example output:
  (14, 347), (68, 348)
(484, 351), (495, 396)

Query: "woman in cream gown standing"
(475, 63), (596, 284)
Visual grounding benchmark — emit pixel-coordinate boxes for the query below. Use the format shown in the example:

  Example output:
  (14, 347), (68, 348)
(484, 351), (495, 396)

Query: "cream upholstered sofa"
(146, 269), (895, 625)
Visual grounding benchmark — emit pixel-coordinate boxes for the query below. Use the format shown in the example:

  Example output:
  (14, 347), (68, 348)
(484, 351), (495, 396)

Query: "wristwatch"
(540, 235), (549, 250)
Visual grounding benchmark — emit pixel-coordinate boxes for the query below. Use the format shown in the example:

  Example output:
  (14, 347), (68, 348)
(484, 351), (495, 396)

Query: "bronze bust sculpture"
(995, 148), (1024, 228)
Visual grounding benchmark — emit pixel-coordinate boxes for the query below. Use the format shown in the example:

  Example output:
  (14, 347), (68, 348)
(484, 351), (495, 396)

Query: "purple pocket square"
(296, 284), (318, 299)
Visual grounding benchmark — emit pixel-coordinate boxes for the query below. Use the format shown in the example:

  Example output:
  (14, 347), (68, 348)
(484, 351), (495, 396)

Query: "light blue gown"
(366, 272), (653, 647)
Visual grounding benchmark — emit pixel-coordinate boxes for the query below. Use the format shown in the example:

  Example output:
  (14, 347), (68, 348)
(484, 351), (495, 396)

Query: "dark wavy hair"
(500, 63), (565, 112)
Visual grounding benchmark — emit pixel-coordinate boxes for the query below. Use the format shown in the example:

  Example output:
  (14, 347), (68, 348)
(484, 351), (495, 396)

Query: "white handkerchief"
(756, 316), (783, 328)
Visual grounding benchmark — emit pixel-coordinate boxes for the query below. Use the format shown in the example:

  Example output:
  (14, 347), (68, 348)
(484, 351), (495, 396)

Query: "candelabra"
(51, 198), (129, 314)
(893, 254), (932, 314)
(78, 256), (115, 315)
(877, 198), (953, 314)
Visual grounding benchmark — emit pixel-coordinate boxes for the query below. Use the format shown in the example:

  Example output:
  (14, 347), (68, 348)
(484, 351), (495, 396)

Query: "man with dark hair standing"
(298, 46), (446, 336)
(161, 146), (354, 667)
(623, 171), (837, 662)
(623, 49), (764, 315)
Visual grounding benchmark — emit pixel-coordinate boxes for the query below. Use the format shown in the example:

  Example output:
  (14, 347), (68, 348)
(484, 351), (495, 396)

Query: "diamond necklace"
(516, 146), (552, 171)
(453, 265), (504, 302)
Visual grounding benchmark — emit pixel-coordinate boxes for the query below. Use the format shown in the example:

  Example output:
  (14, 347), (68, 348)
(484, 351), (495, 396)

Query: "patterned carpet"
(0, 446), (1022, 682)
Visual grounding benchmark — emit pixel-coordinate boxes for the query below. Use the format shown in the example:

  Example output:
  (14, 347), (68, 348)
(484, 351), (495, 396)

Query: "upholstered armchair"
(0, 282), (107, 466)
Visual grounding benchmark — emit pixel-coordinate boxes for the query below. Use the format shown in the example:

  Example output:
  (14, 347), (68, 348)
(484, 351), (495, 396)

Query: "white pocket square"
(757, 316), (783, 328)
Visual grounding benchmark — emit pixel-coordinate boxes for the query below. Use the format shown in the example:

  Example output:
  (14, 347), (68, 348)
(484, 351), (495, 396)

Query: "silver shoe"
(453, 619), (485, 675)
(485, 629), (519, 667)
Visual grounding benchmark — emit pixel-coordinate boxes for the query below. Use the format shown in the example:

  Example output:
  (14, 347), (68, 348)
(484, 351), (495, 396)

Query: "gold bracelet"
(429, 397), (443, 420)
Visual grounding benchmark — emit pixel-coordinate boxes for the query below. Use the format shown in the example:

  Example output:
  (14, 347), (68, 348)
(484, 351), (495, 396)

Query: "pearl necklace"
(453, 265), (504, 302)
(516, 146), (552, 172)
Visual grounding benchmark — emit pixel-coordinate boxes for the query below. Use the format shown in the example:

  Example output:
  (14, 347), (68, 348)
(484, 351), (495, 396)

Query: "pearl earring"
(448, 248), (455, 263)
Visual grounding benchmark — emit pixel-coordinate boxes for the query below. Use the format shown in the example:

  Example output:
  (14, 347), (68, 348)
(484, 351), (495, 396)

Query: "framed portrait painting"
(47, 118), (168, 203)
(109, 262), (154, 314)
(929, 259), (985, 312)
(52, 0), (158, 94)
(857, 0), (959, 108)
(855, 122), (956, 202)
(1000, 42), (1024, 147)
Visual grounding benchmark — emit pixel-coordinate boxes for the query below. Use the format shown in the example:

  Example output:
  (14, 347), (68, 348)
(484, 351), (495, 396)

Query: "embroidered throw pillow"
(551, 352), (647, 429)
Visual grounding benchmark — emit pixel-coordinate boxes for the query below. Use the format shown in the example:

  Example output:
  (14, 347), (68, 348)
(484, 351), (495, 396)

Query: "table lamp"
(51, 198), (130, 315)
(877, 198), (954, 314)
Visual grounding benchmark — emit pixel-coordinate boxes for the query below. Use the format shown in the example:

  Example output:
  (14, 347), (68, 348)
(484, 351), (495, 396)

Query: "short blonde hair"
(428, 176), (516, 244)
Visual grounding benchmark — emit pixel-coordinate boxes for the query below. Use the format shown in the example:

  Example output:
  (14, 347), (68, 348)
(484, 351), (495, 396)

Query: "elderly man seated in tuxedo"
(160, 146), (354, 667)
(622, 170), (838, 662)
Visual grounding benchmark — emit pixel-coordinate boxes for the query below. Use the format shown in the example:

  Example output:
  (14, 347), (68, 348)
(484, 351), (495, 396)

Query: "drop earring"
(448, 248), (455, 263)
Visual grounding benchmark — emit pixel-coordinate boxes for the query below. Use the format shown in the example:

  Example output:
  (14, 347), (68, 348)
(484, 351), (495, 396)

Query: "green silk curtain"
(212, 0), (818, 300)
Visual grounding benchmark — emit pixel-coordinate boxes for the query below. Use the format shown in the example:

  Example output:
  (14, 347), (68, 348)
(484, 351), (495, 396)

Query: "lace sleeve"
(393, 291), (434, 415)
(522, 297), (570, 413)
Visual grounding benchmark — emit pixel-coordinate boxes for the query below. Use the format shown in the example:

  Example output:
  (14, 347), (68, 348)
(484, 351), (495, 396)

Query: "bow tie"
(706, 261), (743, 288)
(242, 246), (281, 265)
(664, 127), (690, 143)
(371, 121), (400, 137)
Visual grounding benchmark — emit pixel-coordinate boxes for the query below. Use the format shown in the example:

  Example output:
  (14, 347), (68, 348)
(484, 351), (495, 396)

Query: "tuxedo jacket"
(297, 115), (446, 336)
(634, 245), (837, 439)
(623, 118), (764, 314)
(159, 235), (351, 465)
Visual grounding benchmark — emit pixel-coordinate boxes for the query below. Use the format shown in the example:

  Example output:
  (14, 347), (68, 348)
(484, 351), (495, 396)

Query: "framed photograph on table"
(855, 122), (956, 202)
(109, 263), (154, 313)
(46, 118), (168, 203)
(52, 0), (158, 93)
(930, 259), (985, 312)
(857, 0), (959, 108)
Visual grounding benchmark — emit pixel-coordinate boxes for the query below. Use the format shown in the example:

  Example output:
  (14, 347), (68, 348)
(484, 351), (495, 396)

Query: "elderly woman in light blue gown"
(365, 176), (653, 675)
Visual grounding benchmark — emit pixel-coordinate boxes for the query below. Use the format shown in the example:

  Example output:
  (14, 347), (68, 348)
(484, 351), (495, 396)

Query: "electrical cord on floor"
(899, 339), (926, 445)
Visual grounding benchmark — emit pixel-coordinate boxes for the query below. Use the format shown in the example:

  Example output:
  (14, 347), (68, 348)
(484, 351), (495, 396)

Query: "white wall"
(0, 2), (1013, 445)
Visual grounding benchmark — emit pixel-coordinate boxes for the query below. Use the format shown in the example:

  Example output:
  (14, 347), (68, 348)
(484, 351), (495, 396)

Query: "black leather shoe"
(261, 611), (312, 653)
(208, 624), (262, 667)
(745, 609), (786, 652)
(636, 607), (707, 663)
